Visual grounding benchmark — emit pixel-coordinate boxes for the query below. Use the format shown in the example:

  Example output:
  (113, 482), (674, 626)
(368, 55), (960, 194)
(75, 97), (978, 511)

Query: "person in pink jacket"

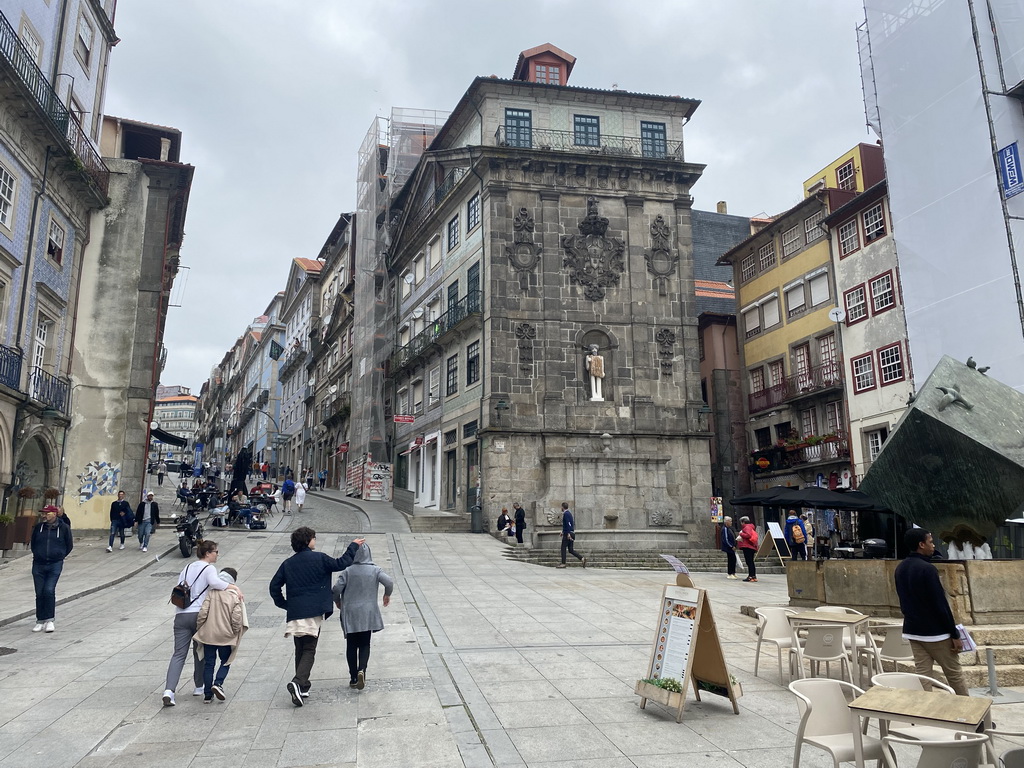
(737, 516), (759, 583)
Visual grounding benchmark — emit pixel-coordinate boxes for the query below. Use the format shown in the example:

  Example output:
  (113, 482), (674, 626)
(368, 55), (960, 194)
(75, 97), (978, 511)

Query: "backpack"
(282, 479), (295, 496)
(790, 522), (805, 544)
(170, 563), (211, 609)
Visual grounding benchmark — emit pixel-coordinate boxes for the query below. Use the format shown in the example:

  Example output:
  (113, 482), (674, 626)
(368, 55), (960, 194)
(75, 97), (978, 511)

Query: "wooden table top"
(849, 687), (992, 726)
(790, 611), (869, 626)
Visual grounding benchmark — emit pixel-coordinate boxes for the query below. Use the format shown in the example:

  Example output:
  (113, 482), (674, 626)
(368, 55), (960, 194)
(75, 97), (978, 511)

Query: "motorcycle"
(172, 508), (204, 558)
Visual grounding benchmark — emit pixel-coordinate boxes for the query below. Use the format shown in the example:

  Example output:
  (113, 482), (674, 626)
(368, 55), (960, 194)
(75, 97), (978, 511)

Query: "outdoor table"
(848, 687), (992, 768)
(789, 612), (871, 683)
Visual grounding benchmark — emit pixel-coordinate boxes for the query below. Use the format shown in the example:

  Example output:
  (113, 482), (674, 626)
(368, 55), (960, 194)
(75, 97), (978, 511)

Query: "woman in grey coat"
(332, 543), (393, 690)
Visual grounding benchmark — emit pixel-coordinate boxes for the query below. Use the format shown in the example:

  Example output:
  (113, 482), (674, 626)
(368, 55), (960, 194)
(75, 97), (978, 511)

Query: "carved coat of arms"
(561, 197), (625, 301)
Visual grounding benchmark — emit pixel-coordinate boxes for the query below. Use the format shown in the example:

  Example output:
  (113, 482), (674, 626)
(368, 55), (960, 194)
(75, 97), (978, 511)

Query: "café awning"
(151, 427), (187, 447)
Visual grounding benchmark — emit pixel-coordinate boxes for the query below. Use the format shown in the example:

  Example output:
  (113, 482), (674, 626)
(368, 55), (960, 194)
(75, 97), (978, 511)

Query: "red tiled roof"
(294, 258), (323, 272)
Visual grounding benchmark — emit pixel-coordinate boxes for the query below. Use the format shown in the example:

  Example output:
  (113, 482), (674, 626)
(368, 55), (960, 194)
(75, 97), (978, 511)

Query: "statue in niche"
(586, 344), (606, 402)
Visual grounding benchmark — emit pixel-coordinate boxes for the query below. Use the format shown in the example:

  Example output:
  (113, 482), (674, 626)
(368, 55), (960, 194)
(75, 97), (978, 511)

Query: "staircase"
(954, 625), (1024, 687)
(404, 512), (472, 534)
(503, 546), (787, 574)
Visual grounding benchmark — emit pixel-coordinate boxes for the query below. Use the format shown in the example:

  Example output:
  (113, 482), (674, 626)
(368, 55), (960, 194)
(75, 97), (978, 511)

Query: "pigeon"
(966, 357), (977, 369)
(977, 366), (990, 375)
(936, 386), (973, 412)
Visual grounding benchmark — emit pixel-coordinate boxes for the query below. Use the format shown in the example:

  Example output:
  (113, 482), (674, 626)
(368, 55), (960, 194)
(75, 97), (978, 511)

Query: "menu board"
(649, 587), (698, 681)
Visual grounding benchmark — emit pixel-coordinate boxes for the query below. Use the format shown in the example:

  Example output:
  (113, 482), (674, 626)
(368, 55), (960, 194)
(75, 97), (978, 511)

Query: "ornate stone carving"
(561, 197), (625, 301)
(650, 508), (674, 526)
(644, 215), (678, 296)
(545, 508), (563, 526)
(515, 322), (536, 374)
(505, 208), (542, 290)
(656, 328), (676, 375)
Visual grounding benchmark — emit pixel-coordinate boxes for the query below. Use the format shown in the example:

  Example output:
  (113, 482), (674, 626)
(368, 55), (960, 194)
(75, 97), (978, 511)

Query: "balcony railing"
(0, 11), (109, 195)
(750, 434), (851, 474)
(494, 126), (685, 160)
(748, 360), (842, 414)
(398, 166), (468, 246)
(279, 344), (306, 380)
(0, 345), (22, 391)
(321, 392), (351, 427)
(388, 290), (482, 375)
(28, 366), (69, 413)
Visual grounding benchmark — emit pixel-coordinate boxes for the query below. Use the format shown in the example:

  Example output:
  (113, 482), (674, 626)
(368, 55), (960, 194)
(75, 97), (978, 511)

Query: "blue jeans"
(203, 644), (232, 696)
(32, 559), (63, 622)
(137, 520), (153, 548)
(108, 522), (126, 547)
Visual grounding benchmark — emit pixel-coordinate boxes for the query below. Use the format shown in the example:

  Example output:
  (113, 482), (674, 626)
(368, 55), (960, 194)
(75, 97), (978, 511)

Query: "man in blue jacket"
(270, 527), (364, 706)
(894, 528), (967, 695)
(556, 502), (586, 568)
(31, 505), (73, 633)
(784, 510), (807, 561)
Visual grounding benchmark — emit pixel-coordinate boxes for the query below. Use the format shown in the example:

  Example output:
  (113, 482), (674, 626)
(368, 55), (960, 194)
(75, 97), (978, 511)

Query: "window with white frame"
(412, 380), (423, 413)
(33, 312), (53, 370)
(782, 226), (801, 257)
(399, 325), (409, 347)
(837, 161), (856, 191)
(801, 407), (818, 437)
(742, 307), (760, 339)
(804, 210), (825, 242)
(825, 401), (843, 435)
(838, 219), (860, 256)
(866, 427), (888, 461)
(428, 367), (440, 405)
(413, 255), (425, 284)
(447, 215), (460, 251)
(19, 21), (43, 66)
(878, 343), (904, 384)
(47, 218), (65, 265)
(852, 353), (876, 392)
(845, 285), (867, 323)
(466, 193), (481, 231)
(809, 271), (830, 306)
(0, 164), (15, 230)
(758, 241), (776, 272)
(740, 254), (756, 283)
(397, 388), (408, 416)
(74, 13), (95, 70)
(785, 283), (806, 318)
(749, 367), (765, 393)
(762, 296), (780, 328)
(870, 272), (895, 313)
(428, 236), (441, 269)
(768, 359), (784, 388)
(863, 202), (886, 242)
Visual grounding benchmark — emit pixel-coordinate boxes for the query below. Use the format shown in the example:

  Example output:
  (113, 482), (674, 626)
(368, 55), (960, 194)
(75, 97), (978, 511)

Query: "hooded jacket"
(269, 541), (359, 622)
(31, 519), (73, 563)
(332, 544), (394, 636)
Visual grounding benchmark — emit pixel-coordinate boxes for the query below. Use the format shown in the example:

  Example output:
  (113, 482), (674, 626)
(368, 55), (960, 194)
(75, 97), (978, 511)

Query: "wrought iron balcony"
(387, 290), (482, 375)
(28, 366), (69, 413)
(750, 434), (850, 474)
(321, 392), (351, 428)
(0, 345), (22, 391)
(494, 126), (684, 160)
(278, 344), (306, 380)
(748, 360), (843, 414)
(0, 11), (109, 196)
(396, 166), (468, 248)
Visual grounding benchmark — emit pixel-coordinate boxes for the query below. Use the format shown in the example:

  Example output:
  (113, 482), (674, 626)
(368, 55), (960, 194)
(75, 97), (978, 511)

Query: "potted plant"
(14, 489), (37, 545)
(42, 487), (60, 501)
(634, 676), (684, 708)
(0, 512), (14, 550)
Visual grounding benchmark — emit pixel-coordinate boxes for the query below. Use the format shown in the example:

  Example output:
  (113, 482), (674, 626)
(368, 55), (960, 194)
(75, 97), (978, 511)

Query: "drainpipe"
(467, 94), (488, 517)
(49, 0), (72, 86)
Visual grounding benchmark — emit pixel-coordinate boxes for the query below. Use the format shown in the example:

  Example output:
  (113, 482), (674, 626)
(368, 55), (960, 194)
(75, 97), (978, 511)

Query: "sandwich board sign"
(755, 521), (790, 566)
(636, 583), (740, 722)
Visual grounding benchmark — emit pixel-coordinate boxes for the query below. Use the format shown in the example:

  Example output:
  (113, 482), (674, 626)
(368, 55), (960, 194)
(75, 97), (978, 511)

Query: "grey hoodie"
(332, 544), (394, 635)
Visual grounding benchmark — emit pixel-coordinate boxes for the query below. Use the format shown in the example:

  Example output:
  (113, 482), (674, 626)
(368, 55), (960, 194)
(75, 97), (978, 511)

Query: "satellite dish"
(828, 307), (846, 323)
(411, 307), (424, 319)
(329, 384), (338, 394)
(403, 273), (415, 285)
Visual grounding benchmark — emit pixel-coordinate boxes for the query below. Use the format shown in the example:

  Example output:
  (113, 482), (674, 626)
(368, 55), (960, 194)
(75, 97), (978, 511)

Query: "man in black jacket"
(134, 492), (160, 552)
(270, 527), (365, 706)
(107, 491), (134, 552)
(30, 505), (73, 633)
(894, 528), (968, 695)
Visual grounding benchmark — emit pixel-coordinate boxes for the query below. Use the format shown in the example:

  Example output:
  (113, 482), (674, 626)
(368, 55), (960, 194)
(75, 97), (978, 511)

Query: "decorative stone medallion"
(644, 215), (678, 296)
(650, 508), (674, 526)
(561, 197), (625, 301)
(505, 208), (542, 290)
(656, 328), (676, 375)
(515, 322), (537, 374)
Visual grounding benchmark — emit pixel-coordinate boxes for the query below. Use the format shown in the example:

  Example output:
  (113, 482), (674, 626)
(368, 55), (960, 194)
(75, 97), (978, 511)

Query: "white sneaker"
(142, 547), (148, 552)
(44, 621), (54, 633)
(32, 623), (44, 632)
(106, 546), (112, 552)
(162, 690), (175, 707)
(119, 543), (125, 550)
(193, 687), (204, 696)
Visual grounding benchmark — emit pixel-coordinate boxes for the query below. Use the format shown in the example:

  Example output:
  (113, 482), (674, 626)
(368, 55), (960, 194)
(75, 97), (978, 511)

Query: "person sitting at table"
(894, 528), (969, 696)
(229, 490), (258, 529)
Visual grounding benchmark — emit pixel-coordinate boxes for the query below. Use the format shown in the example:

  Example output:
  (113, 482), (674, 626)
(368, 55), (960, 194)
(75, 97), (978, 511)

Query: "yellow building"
(718, 144), (885, 503)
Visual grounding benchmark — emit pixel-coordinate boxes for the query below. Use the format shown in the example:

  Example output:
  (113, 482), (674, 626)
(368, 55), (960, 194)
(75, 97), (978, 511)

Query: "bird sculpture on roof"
(936, 386), (973, 412)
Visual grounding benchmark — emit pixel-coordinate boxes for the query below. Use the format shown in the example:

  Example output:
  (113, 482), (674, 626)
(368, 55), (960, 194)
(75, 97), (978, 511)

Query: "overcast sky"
(104, 0), (870, 393)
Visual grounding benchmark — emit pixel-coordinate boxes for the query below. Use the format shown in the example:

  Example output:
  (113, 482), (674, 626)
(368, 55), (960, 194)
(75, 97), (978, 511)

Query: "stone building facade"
(386, 46), (714, 550)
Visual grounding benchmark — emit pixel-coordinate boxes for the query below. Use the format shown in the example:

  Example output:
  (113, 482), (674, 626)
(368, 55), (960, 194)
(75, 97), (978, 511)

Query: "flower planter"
(14, 514), (35, 546)
(634, 680), (684, 709)
(0, 522), (14, 550)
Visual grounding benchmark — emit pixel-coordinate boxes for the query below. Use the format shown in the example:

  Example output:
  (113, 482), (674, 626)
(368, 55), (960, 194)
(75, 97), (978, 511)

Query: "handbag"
(170, 563), (211, 609)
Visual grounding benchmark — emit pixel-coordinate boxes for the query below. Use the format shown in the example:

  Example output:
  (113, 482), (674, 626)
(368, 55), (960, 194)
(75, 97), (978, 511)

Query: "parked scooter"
(173, 508), (204, 558)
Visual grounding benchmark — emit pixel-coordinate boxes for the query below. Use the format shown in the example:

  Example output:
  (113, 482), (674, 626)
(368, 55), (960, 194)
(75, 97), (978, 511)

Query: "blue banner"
(193, 443), (204, 476)
(999, 142), (1024, 199)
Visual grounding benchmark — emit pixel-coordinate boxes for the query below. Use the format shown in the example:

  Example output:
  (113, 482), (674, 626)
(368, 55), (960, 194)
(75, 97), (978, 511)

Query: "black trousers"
(725, 549), (737, 575)
(741, 547), (757, 578)
(292, 632), (319, 692)
(346, 631), (372, 681)
(791, 542), (807, 560)
(515, 525), (524, 544)
(561, 534), (583, 564)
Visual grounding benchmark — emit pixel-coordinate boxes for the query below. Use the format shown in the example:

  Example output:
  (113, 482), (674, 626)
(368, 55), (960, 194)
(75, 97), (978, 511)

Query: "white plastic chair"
(871, 672), (960, 742)
(857, 622), (913, 685)
(881, 732), (989, 768)
(792, 622), (853, 681)
(789, 678), (884, 768)
(988, 729), (1024, 768)
(754, 607), (799, 683)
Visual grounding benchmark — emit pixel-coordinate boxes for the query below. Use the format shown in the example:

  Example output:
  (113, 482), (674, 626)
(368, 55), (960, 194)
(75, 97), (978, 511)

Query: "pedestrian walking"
(318, 469), (327, 490)
(134, 491), (160, 552)
(556, 502), (586, 568)
(513, 502), (526, 545)
(295, 480), (307, 513)
(719, 515), (738, 579)
(269, 527), (364, 706)
(30, 505), (72, 633)
(332, 543), (394, 690)
(281, 477), (295, 514)
(894, 528), (969, 696)
(162, 540), (243, 707)
(785, 510), (807, 561)
(801, 513), (815, 558)
(194, 567), (248, 702)
(737, 516), (759, 582)
(261, 462), (269, 481)
(157, 460), (167, 487)
(107, 491), (134, 552)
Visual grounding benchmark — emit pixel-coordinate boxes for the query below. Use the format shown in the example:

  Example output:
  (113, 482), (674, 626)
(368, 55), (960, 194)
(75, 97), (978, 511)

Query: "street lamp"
(247, 404), (284, 481)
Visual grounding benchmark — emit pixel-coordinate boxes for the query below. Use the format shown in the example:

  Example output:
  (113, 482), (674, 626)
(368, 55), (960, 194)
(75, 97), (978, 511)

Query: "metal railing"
(399, 166), (468, 244)
(493, 126), (685, 160)
(0, 345), (22, 391)
(388, 290), (482, 374)
(28, 366), (69, 412)
(321, 392), (351, 427)
(0, 11), (109, 195)
(278, 344), (306, 380)
(748, 360), (842, 414)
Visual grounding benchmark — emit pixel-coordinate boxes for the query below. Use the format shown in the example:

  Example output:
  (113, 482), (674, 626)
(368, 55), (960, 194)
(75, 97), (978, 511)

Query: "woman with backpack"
(737, 516), (759, 583)
(281, 477), (296, 514)
(785, 510), (808, 561)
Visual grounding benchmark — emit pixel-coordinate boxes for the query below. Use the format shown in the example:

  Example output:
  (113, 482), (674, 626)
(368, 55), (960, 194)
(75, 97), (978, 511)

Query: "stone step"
(962, 645), (1024, 666)
(970, 625), (1024, 646)
(885, 659), (1024, 688)
(502, 548), (786, 573)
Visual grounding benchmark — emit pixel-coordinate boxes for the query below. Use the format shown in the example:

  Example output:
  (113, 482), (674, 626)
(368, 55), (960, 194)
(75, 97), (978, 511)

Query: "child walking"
(332, 543), (393, 690)
(194, 567), (248, 701)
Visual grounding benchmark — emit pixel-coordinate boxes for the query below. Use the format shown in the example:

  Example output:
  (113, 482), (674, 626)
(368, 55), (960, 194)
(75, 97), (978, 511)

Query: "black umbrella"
(834, 489), (891, 512)
(729, 486), (802, 507)
(780, 486), (879, 510)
